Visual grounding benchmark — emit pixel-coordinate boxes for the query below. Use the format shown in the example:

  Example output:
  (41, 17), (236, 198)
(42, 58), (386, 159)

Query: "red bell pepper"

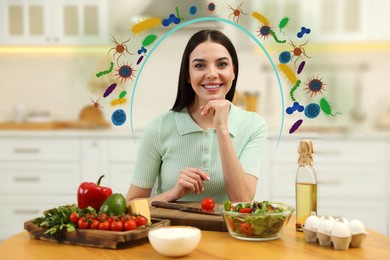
(77, 175), (113, 210)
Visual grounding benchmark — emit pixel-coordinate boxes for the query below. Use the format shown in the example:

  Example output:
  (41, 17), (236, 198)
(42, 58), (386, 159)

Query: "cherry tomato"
(120, 215), (132, 222)
(98, 220), (110, 230)
(69, 212), (79, 224)
(201, 197), (215, 210)
(238, 208), (252, 213)
(124, 219), (137, 231)
(110, 220), (124, 231)
(226, 218), (235, 231)
(134, 215), (148, 227)
(239, 223), (253, 236)
(77, 218), (89, 229)
(90, 219), (100, 229)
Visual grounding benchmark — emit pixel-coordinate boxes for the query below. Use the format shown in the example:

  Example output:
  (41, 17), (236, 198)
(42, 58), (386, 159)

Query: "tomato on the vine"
(77, 218), (89, 229)
(134, 215), (148, 227)
(90, 219), (100, 229)
(110, 219), (123, 231)
(69, 212), (79, 224)
(98, 220), (110, 230)
(124, 219), (137, 231)
(201, 197), (215, 210)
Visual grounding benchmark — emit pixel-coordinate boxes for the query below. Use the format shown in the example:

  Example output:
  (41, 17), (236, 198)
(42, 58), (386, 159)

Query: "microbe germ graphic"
(227, 2), (248, 24)
(207, 2), (217, 13)
(258, 25), (271, 40)
(108, 36), (133, 64)
(115, 63), (136, 84)
(289, 39), (311, 67)
(189, 5), (197, 15)
(286, 102), (304, 114)
(279, 51), (291, 64)
(305, 76), (326, 97)
(111, 109), (127, 126)
(289, 119), (303, 134)
(320, 97), (341, 117)
(91, 98), (103, 109)
(304, 103), (320, 119)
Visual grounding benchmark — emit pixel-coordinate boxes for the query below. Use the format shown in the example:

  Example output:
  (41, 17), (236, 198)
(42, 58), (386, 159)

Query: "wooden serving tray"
(24, 218), (169, 249)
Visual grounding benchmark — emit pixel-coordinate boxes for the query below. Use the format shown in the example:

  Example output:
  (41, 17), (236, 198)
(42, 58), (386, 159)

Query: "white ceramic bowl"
(148, 226), (201, 257)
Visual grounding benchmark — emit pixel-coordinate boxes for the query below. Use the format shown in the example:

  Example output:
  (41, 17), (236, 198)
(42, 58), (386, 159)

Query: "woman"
(126, 30), (267, 205)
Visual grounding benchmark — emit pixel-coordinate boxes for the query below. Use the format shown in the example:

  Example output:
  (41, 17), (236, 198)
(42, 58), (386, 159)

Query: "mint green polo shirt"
(131, 104), (267, 203)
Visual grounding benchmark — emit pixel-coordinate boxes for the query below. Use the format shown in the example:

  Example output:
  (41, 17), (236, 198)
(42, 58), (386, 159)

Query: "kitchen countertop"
(0, 215), (389, 260)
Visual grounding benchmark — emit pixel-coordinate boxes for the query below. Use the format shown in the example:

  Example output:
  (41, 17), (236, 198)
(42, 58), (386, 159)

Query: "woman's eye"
(218, 62), (228, 68)
(194, 63), (205, 69)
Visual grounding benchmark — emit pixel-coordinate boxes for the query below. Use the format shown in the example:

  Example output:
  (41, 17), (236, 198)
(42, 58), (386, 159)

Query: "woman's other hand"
(170, 168), (210, 200)
(200, 100), (231, 130)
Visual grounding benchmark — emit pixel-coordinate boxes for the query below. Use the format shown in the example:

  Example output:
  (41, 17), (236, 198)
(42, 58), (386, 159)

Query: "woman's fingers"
(179, 168), (210, 194)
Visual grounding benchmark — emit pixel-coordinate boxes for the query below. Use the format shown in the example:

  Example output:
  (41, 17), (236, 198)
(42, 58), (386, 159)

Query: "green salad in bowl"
(220, 201), (295, 241)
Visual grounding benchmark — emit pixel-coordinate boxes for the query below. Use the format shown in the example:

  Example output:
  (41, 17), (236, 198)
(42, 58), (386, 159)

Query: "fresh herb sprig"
(33, 204), (96, 236)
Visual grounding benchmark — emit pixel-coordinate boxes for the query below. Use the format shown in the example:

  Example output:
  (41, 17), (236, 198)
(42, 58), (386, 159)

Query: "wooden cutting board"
(150, 202), (227, 232)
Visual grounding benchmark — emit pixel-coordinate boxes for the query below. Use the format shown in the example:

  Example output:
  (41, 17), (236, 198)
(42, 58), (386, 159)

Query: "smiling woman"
(126, 30), (268, 206)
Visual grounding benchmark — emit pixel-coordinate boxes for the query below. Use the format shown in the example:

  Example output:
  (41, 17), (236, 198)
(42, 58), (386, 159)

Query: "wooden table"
(0, 216), (389, 260)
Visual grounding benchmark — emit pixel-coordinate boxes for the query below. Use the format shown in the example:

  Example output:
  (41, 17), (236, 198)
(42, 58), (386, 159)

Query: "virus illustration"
(115, 63), (136, 84)
(207, 2), (217, 13)
(304, 103), (321, 119)
(189, 5), (197, 15)
(279, 51), (291, 64)
(90, 98), (103, 109)
(227, 3), (248, 24)
(108, 36), (133, 64)
(289, 39), (311, 67)
(111, 109), (127, 126)
(305, 76), (326, 97)
(257, 25), (272, 40)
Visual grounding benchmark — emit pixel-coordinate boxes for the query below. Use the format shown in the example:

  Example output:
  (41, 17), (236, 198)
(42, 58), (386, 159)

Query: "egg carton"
(302, 214), (368, 250)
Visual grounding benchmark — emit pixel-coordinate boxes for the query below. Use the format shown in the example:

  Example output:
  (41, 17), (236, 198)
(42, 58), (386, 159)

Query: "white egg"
(331, 221), (351, 238)
(317, 218), (334, 235)
(304, 215), (320, 231)
(348, 219), (366, 235)
(320, 215), (335, 222)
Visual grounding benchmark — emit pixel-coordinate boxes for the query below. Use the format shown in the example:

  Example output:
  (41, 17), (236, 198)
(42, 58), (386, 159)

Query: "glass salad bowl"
(220, 201), (295, 241)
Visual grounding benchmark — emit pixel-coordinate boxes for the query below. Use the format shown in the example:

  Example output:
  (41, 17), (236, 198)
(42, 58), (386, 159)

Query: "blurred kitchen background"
(0, 0), (389, 240)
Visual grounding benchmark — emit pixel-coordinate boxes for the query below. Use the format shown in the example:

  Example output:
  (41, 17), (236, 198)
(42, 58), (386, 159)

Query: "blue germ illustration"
(304, 103), (321, 119)
(305, 76), (326, 97)
(115, 63), (136, 84)
(162, 14), (181, 27)
(189, 5), (197, 15)
(207, 2), (217, 13)
(258, 25), (271, 40)
(286, 102), (304, 114)
(297, 27), (311, 38)
(279, 51), (291, 64)
(137, 46), (147, 55)
(111, 109), (126, 126)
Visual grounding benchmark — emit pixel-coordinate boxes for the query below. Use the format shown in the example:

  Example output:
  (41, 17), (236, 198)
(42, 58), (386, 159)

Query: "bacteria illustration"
(119, 91), (127, 99)
(142, 34), (157, 47)
(289, 119), (303, 134)
(111, 98), (127, 106)
(227, 2), (248, 24)
(297, 61), (305, 74)
(207, 2), (217, 13)
(108, 36), (133, 64)
(136, 56), (144, 65)
(289, 39), (311, 67)
(115, 63), (136, 84)
(279, 63), (298, 85)
(289, 80), (301, 101)
(252, 11), (269, 25)
(111, 109), (127, 126)
(304, 103), (321, 119)
(320, 97), (341, 116)
(279, 17), (289, 32)
(130, 17), (161, 34)
(297, 27), (311, 38)
(96, 62), (114, 77)
(162, 7), (183, 27)
(279, 51), (291, 64)
(91, 98), (103, 109)
(103, 83), (117, 98)
(189, 5), (198, 15)
(286, 102), (304, 115)
(305, 76), (326, 97)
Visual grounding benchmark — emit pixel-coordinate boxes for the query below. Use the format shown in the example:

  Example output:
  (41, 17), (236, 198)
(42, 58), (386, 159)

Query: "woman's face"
(188, 41), (235, 105)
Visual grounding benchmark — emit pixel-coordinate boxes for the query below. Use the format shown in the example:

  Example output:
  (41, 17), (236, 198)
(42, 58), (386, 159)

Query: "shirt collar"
(175, 104), (239, 137)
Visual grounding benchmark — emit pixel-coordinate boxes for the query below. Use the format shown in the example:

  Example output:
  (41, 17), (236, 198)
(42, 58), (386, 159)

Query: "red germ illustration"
(108, 35), (133, 65)
(305, 76), (326, 97)
(227, 3), (248, 24)
(289, 39), (311, 67)
(258, 25), (272, 40)
(115, 63), (136, 84)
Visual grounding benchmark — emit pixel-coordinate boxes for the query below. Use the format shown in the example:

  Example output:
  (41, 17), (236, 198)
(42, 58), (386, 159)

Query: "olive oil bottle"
(295, 140), (317, 231)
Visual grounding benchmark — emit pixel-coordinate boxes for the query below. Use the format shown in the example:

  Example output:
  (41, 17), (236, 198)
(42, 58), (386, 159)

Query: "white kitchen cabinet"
(0, 0), (108, 45)
(0, 137), (81, 240)
(267, 137), (388, 236)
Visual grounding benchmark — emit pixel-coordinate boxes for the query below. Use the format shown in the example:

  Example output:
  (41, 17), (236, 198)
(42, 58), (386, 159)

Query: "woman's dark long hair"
(171, 30), (239, 112)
